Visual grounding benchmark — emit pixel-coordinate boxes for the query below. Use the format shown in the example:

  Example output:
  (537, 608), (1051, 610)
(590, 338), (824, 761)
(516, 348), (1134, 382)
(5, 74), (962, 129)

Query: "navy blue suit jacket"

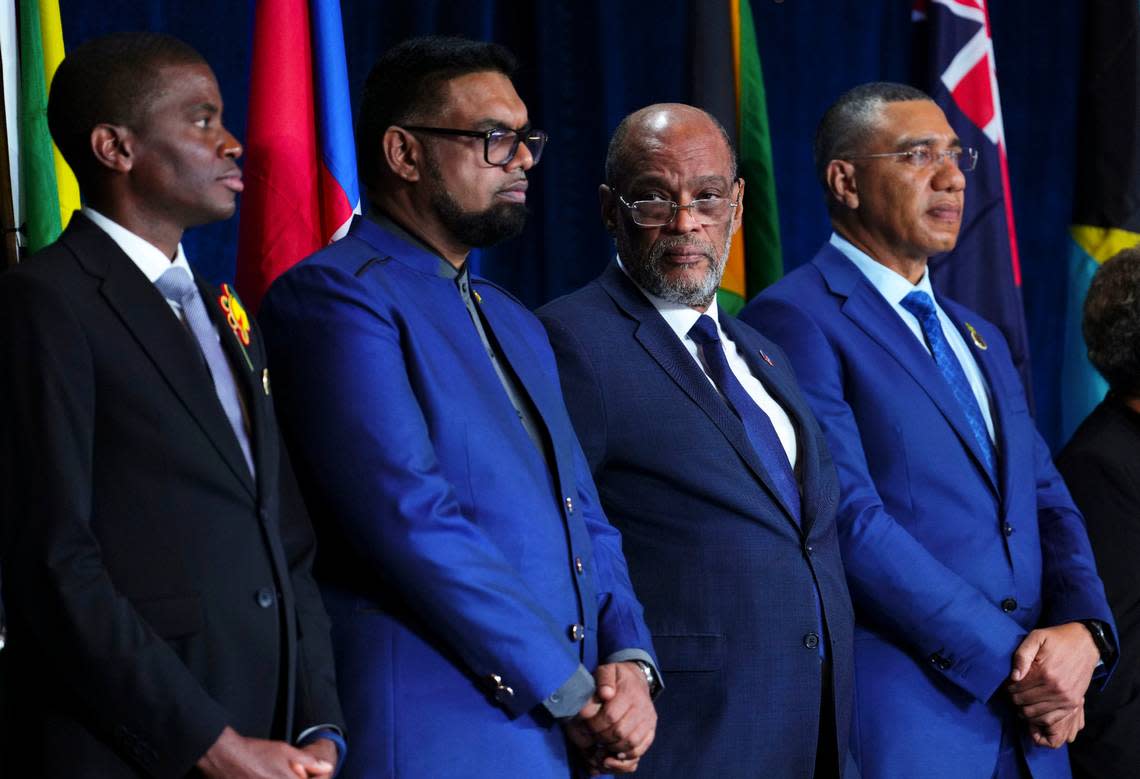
(260, 219), (654, 778)
(742, 242), (1116, 779)
(538, 262), (855, 778)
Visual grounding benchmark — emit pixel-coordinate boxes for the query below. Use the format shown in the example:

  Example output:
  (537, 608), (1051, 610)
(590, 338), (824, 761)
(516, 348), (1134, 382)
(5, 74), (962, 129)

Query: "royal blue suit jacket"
(259, 219), (655, 778)
(741, 242), (1116, 779)
(538, 263), (856, 778)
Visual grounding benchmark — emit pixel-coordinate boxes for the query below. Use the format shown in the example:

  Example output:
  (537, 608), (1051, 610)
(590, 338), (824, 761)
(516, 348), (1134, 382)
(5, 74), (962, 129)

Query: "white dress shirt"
(829, 232), (995, 441)
(617, 256), (798, 468)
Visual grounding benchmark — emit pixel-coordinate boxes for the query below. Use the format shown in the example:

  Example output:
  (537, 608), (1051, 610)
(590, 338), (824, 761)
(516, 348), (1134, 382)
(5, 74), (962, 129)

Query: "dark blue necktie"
(688, 314), (800, 522)
(899, 290), (996, 481)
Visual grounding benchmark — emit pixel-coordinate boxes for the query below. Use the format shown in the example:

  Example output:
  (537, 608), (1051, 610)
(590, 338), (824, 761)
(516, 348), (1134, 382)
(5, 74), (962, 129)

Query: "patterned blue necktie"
(155, 266), (256, 478)
(688, 314), (801, 522)
(899, 290), (996, 481)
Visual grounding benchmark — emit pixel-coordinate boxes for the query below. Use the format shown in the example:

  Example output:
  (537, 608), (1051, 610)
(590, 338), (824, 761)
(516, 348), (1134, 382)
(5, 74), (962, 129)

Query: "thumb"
(594, 663), (619, 700)
(289, 747), (334, 775)
(1011, 631), (1044, 683)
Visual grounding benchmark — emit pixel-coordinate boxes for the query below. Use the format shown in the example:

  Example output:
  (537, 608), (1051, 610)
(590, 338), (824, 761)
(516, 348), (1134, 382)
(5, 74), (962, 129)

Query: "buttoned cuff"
(542, 663), (595, 720)
(297, 725), (346, 778)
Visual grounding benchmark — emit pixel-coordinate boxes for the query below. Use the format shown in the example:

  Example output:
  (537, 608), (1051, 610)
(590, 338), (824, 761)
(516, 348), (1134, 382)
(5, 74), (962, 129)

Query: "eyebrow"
(626, 174), (731, 191)
(895, 134), (962, 151)
(472, 118), (528, 131)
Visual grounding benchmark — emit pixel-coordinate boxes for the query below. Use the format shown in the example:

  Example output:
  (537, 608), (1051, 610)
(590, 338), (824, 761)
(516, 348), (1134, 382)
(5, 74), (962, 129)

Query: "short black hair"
(813, 82), (932, 193)
(1084, 246), (1140, 394)
(356, 35), (518, 191)
(47, 31), (206, 191)
(604, 104), (737, 192)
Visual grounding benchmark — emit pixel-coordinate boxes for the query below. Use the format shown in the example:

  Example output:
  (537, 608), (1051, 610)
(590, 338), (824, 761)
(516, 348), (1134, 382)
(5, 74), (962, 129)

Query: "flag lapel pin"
(965, 323), (988, 350)
(760, 350), (775, 367)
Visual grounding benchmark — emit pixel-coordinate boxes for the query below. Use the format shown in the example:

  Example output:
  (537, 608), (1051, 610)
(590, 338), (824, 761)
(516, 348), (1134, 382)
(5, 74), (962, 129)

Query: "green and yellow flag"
(692, 0), (783, 314)
(18, 0), (79, 253)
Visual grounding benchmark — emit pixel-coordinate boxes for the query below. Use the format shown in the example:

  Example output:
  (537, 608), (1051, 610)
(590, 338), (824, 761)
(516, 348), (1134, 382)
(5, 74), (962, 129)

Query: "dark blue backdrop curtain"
(55, 0), (1083, 447)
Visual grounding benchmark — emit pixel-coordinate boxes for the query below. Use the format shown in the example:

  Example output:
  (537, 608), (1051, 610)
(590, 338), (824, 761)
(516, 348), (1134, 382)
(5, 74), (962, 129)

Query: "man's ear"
(825, 159), (859, 210)
(382, 126), (423, 183)
(599, 184), (617, 235)
(730, 178), (746, 237)
(90, 124), (133, 174)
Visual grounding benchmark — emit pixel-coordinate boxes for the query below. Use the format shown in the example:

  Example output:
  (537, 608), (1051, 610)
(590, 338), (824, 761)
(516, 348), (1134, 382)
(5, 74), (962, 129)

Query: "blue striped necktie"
(900, 290), (996, 481)
(155, 266), (255, 478)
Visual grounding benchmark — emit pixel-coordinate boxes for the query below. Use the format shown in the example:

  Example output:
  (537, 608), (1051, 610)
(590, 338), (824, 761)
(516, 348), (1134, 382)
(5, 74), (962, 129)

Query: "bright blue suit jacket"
(538, 263), (856, 778)
(259, 218), (655, 778)
(741, 242), (1116, 779)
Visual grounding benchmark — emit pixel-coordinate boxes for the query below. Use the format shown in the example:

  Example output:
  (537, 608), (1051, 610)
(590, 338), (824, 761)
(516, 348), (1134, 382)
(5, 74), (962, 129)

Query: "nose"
(505, 139), (534, 172)
(220, 127), (242, 159)
(666, 202), (702, 234)
(932, 153), (965, 192)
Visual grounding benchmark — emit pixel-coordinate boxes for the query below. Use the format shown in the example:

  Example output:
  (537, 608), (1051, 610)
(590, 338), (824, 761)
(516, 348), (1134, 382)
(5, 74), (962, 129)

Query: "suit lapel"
(65, 217), (256, 497)
(600, 264), (801, 530)
(472, 299), (576, 497)
(816, 246), (998, 495)
(719, 313), (821, 532)
(939, 305), (1011, 502)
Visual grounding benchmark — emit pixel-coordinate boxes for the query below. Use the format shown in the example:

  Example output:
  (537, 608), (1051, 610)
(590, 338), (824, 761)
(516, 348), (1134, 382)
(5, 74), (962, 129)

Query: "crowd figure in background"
(1056, 246), (1140, 779)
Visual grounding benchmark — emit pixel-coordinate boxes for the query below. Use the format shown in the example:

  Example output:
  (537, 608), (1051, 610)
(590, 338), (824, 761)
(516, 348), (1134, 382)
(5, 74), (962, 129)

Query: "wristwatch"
(633, 659), (662, 698)
(1080, 619), (1116, 665)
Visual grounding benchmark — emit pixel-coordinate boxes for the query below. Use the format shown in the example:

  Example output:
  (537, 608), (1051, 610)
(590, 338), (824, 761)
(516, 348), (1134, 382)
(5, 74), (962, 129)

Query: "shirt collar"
(82, 207), (193, 284)
(616, 254), (718, 341)
(829, 231), (936, 305)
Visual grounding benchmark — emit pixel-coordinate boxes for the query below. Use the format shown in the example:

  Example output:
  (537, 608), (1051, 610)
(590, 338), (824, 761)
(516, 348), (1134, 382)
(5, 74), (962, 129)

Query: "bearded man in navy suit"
(539, 103), (855, 778)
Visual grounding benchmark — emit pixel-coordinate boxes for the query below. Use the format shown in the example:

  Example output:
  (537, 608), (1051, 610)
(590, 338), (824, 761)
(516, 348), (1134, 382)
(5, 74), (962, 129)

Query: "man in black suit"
(1057, 246), (1140, 779)
(0, 32), (343, 777)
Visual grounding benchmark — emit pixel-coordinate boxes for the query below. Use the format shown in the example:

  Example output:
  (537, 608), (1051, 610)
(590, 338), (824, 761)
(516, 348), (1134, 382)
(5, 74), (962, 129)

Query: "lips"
(218, 169), (244, 193)
(927, 201), (961, 221)
(496, 178), (528, 203)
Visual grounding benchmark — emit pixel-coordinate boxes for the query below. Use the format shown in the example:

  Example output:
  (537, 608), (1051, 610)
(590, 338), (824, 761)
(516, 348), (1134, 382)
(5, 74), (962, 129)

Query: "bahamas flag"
(236, 0), (360, 311)
(17, 0), (80, 254)
(1060, 1), (1140, 443)
(692, 0), (782, 315)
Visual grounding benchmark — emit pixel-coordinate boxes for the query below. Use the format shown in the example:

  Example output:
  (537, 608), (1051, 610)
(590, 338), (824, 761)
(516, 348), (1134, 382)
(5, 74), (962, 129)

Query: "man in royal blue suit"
(538, 104), (855, 778)
(742, 82), (1117, 779)
(259, 37), (659, 778)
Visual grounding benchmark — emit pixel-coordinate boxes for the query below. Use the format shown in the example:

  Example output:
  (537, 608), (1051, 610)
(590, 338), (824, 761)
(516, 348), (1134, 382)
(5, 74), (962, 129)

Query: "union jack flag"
(913, 0), (1033, 402)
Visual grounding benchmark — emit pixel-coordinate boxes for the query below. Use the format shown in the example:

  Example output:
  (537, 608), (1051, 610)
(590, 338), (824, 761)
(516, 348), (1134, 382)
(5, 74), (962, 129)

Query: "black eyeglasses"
(401, 125), (548, 167)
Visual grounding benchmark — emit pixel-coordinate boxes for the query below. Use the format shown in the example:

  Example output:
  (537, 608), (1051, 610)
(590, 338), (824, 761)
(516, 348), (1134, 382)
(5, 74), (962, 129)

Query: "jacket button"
(804, 544), (814, 555)
(1001, 598), (1017, 613)
(803, 632), (819, 649)
(565, 496), (574, 514)
(568, 624), (585, 642)
(574, 557), (584, 575)
(929, 653), (952, 670)
(255, 588), (275, 608)
(1004, 524), (1014, 537)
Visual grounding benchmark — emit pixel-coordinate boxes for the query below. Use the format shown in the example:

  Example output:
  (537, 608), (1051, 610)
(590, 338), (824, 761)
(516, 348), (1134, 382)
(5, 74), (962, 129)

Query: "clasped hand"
(1006, 622), (1100, 749)
(564, 662), (657, 775)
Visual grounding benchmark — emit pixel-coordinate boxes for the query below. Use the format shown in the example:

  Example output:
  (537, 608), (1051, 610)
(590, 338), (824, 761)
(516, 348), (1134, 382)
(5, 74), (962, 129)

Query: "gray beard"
(619, 229), (733, 309)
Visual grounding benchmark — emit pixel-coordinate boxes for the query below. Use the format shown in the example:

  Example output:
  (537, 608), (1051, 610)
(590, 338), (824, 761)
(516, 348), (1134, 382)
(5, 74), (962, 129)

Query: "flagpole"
(0, 56), (17, 268)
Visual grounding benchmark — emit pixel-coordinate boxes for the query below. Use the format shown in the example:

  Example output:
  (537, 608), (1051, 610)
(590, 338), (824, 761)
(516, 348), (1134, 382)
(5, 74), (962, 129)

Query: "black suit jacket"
(0, 214), (342, 777)
(1056, 396), (1140, 779)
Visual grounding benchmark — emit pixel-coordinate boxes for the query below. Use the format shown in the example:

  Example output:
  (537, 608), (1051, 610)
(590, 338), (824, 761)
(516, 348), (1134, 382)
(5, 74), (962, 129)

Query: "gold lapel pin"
(262, 368), (271, 395)
(473, 289), (482, 304)
(965, 323), (988, 350)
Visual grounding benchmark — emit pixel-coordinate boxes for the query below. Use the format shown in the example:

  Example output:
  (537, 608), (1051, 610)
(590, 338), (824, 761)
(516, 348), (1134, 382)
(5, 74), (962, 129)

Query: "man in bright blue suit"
(539, 104), (855, 778)
(259, 37), (659, 778)
(741, 83), (1117, 779)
